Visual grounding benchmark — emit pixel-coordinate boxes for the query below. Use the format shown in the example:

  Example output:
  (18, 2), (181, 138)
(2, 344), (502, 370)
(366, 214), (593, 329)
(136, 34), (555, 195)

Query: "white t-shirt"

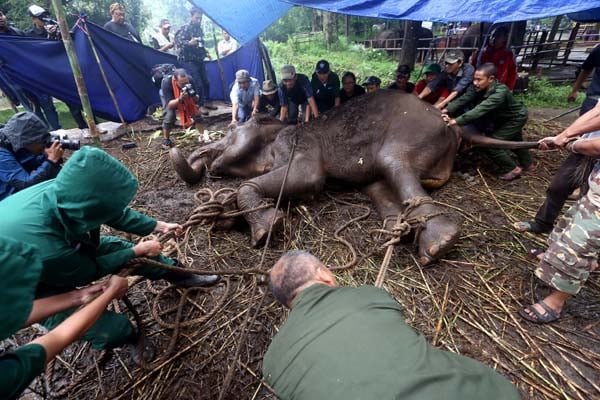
(218, 38), (238, 57)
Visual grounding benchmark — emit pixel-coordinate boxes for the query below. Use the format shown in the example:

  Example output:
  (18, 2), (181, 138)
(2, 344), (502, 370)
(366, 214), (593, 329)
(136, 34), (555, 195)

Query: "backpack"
(151, 63), (176, 89)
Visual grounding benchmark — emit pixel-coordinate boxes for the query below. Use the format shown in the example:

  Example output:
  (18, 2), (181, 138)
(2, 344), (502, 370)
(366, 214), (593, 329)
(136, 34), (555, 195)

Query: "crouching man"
(263, 251), (521, 400)
(161, 68), (204, 147)
(0, 112), (63, 201)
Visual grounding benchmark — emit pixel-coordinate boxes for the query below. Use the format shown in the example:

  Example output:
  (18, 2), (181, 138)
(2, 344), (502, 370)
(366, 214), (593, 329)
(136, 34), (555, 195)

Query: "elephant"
(171, 90), (537, 265)
(372, 27), (434, 54)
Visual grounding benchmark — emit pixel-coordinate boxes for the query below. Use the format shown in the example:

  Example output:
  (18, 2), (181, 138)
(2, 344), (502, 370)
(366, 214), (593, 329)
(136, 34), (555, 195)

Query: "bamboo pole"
(212, 29), (228, 102)
(50, 0), (100, 142)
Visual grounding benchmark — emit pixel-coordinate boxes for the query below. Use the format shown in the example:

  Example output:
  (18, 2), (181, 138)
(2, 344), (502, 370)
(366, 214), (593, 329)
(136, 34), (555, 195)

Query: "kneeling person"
(443, 63), (532, 180)
(0, 112), (63, 201)
(161, 68), (204, 147)
(230, 69), (260, 124)
(263, 251), (520, 400)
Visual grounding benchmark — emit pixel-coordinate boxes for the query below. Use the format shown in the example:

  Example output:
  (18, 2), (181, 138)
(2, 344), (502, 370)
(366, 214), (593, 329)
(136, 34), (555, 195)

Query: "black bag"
(151, 63), (176, 88)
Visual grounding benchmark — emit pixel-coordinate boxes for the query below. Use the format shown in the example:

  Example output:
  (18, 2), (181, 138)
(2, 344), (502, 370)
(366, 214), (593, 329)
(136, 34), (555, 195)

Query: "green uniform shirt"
(0, 238), (46, 399)
(446, 80), (527, 127)
(0, 344), (46, 400)
(0, 147), (157, 289)
(263, 284), (521, 400)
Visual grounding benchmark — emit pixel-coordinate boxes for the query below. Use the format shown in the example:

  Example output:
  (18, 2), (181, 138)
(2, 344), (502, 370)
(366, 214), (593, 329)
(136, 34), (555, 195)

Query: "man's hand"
(133, 240), (162, 257)
(77, 282), (106, 306)
(568, 91), (578, 103)
(189, 38), (198, 46)
(154, 221), (183, 236)
(538, 135), (568, 150)
(103, 275), (129, 299)
(45, 141), (64, 163)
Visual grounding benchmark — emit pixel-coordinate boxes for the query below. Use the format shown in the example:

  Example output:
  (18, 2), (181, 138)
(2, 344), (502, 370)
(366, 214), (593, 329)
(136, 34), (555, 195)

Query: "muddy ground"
(8, 107), (600, 400)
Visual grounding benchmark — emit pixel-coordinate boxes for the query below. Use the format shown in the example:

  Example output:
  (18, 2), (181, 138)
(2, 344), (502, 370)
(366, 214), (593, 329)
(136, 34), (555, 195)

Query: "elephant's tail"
(451, 125), (539, 149)
(170, 147), (204, 185)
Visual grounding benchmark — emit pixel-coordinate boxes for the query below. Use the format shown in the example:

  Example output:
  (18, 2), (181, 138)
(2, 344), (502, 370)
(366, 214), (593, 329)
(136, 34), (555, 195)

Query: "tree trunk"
(399, 20), (421, 69)
(345, 15), (350, 37)
(323, 12), (335, 48)
(311, 9), (322, 32)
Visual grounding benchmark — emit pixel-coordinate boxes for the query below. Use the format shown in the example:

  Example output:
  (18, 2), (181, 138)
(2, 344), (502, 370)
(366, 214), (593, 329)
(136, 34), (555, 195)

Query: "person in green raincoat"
(0, 146), (219, 355)
(0, 236), (130, 400)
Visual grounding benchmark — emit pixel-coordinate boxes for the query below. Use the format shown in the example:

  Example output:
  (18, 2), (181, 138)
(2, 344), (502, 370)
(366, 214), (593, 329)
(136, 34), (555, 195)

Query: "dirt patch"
(8, 111), (600, 400)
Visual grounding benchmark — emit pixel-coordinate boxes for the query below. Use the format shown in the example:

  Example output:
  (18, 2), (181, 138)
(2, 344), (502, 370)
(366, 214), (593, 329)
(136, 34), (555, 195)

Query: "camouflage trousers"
(536, 194), (600, 295)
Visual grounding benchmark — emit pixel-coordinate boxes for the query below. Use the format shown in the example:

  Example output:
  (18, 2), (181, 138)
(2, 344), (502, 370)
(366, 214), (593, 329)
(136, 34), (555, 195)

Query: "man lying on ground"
(263, 250), (521, 400)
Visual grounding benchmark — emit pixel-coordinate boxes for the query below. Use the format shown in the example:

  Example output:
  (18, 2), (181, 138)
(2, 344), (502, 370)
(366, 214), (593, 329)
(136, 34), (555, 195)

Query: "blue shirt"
(230, 78), (260, 106)
(0, 147), (60, 201)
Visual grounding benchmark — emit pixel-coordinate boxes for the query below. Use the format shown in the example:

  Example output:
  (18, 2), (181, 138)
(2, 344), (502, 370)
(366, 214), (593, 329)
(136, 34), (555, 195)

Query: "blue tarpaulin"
(189, 0), (292, 44)
(0, 21), (268, 122)
(281, 0), (600, 23)
(569, 8), (600, 22)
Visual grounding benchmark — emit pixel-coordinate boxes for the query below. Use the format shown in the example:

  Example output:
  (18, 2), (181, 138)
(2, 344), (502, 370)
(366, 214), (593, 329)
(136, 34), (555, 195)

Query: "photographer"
(175, 7), (211, 115)
(25, 5), (62, 132)
(0, 112), (63, 201)
(161, 68), (204, 147)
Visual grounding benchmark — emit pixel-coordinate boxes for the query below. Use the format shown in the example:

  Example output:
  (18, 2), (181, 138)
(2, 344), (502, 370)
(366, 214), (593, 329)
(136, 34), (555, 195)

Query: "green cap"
(423, 63), (442, 75)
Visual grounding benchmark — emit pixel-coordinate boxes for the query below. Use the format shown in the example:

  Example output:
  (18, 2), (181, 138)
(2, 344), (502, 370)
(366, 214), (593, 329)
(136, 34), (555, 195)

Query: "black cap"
(396, 64), (411, 76)
(362, 76), (381, 86)
(315, 59), (330, 74)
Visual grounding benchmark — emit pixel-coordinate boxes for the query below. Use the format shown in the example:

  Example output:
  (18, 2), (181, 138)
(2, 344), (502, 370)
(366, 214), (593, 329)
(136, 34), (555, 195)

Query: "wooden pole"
(212, 29), (228, 102)
(50, 0), (99, 141)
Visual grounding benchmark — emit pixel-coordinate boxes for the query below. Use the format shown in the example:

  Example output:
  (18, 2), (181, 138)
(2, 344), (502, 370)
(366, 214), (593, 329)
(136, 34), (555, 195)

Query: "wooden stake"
(50, 1), (100, 142)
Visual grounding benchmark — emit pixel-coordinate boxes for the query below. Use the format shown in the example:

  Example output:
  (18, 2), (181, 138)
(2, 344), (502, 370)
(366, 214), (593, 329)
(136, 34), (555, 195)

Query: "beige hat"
(235, 69), (250, 83)
(444, 50), (465, 64)
(262, 80), (277, 95)
(281, 64), (296, 80)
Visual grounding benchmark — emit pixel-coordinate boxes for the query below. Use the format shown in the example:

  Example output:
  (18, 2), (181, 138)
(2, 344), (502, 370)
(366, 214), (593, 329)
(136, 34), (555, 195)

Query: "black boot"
(163, 259), (220, 288)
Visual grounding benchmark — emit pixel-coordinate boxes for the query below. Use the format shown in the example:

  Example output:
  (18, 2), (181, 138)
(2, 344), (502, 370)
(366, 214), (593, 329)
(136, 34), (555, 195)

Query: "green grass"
(265, 35), (399, 86)
(515, 77), (583, 109)
(0, 101), (82, 129)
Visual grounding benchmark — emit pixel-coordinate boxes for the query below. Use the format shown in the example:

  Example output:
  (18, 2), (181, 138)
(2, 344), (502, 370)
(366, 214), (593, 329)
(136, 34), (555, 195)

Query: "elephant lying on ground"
(171, 91), (537, 264)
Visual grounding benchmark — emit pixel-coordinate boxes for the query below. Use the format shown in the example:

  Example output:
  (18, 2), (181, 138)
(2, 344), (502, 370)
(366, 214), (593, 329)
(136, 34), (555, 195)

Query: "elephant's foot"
(250, 208), (284, 247)
(416, 214), (460, 265)
(213, 217), (237, 231)
(170, 148), (205, 184)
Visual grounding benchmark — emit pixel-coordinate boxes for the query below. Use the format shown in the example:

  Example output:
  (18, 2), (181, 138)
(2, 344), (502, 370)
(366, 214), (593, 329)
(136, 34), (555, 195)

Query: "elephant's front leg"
(237, 154), (325, 247)
(383, 166), (460, 265)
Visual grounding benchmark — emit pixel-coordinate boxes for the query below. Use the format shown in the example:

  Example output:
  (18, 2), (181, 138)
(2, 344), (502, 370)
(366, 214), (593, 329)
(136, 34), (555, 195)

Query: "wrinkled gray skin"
(172, 90), (537, 265)
(238, 91), (532, 265)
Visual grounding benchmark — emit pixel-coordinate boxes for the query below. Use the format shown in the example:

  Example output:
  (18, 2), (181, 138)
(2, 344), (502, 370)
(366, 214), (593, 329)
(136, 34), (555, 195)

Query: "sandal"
(527, 248), (544, 260)
(512, 220), (549, 234)
(519, 300), (561, 324)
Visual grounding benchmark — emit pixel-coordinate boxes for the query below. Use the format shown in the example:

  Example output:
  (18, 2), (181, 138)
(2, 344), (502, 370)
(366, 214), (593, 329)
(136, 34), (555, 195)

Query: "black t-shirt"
(582, 45), (600, 97)
(311, 72), (341, 112)
(278, 74), (313, 106)
(387, 81), (415, 93)
(103, 21), (141, 42)
(340, 84), (365, 103)
(258, 94), (281, 117)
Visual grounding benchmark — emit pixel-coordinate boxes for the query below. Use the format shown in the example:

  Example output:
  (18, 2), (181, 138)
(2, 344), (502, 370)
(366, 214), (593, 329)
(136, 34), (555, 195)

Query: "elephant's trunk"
(170, 148), (204, 185)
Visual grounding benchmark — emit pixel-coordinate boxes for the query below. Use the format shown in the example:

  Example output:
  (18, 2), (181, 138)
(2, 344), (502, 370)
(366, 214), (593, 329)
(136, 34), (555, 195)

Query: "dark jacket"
(0, 147), (60, 201)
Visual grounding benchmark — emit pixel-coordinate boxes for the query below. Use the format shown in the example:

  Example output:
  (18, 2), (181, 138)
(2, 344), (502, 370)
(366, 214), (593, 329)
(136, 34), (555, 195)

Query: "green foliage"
(0, 101), (82, 129)
(2, 0), (147, 35)
(515, 77), (582, 108)
(265, 37), (398, 86)
(263, 7), (313, 42)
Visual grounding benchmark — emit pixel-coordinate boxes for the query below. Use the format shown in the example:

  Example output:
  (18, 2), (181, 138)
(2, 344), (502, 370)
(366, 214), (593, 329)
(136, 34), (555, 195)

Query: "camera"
(41, 17), (60, 40)
(193, 37), (204, 48)
(182, 83), (197, 98)
(48, 134), (80, 150)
